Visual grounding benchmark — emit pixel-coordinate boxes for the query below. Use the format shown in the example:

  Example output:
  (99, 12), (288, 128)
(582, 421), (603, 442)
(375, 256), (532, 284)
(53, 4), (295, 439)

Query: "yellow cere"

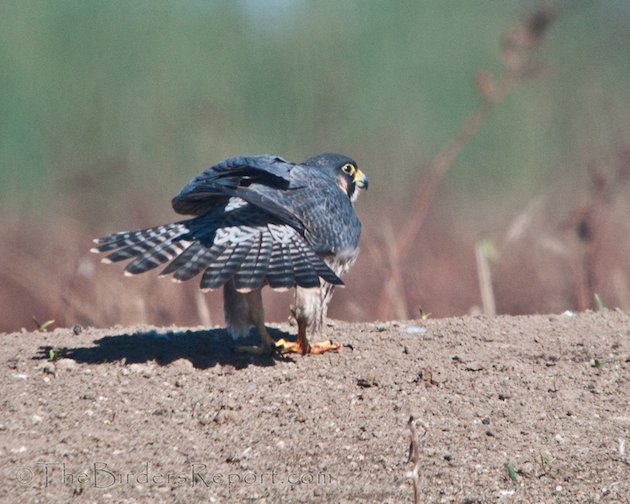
(353, 169), (366, 184)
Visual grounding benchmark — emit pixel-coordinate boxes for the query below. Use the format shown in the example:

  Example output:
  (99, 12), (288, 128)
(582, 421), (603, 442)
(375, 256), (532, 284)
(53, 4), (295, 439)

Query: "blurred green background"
(3, 0), (630, 331)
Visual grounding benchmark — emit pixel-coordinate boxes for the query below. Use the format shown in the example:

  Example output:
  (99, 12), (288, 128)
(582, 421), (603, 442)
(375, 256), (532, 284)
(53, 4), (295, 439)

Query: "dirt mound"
(1, 311), (629, 502)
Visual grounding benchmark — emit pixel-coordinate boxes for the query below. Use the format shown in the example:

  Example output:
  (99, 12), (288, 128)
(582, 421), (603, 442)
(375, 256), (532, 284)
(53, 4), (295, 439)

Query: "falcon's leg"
(276, 285), (340, 355)
(277, 304), (341, 354)
(234, 304), (279, 355)
(223, 282), (280, 355)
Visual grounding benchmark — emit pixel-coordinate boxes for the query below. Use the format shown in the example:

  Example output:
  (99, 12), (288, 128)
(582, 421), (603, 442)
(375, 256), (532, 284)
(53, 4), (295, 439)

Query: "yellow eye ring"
(341, 163), (355, 175)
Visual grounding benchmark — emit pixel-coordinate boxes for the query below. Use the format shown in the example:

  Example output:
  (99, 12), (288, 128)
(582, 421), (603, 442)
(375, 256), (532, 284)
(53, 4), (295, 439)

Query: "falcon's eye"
(341, 163), (355, 176)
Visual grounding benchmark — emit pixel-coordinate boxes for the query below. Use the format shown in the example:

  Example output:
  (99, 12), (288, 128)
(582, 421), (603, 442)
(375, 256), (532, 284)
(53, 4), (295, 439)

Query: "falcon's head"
(303, 153), (368, 203)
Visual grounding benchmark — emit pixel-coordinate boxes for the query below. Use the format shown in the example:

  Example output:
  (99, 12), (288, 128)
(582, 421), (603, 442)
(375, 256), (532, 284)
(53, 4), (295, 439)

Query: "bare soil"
(1, 311), (629, 503)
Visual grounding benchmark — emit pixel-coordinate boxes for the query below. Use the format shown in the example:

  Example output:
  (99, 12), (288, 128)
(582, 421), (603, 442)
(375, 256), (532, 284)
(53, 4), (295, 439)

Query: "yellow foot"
(275, 338), (341, 355)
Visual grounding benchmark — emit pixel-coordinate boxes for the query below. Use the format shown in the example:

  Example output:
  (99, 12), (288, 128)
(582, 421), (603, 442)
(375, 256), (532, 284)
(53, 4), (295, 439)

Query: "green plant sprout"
(593, 358), (605, 369)
(418, 306), (431, 320)
(538, 453), (556, 473)
(32, 317), (55, 331)
(506, 463), (517, 483)
(594, 293), (605, 312)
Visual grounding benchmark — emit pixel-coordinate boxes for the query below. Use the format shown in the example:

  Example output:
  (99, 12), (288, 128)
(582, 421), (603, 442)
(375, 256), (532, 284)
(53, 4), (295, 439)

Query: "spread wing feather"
(171, 155), (293, 216)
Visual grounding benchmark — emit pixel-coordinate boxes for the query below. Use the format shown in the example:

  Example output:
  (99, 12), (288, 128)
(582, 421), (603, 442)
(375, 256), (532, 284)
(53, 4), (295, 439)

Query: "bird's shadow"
(35, 327), (296, 370)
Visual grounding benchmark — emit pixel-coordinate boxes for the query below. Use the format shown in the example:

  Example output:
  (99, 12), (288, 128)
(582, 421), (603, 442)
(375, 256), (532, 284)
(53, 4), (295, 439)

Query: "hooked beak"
(354, 169), (368, 190)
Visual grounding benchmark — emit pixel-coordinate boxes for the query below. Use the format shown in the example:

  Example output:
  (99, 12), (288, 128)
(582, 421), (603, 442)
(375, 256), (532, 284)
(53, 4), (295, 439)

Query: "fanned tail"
(92, 219), (343, 291)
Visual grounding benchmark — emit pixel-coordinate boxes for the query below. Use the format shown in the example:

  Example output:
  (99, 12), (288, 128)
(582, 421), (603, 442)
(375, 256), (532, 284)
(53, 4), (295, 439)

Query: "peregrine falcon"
(92, 153), (368, 355)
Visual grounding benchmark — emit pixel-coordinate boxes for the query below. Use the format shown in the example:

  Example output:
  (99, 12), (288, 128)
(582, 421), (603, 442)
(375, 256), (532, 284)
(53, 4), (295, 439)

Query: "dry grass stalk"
(475, 241), (496, 316)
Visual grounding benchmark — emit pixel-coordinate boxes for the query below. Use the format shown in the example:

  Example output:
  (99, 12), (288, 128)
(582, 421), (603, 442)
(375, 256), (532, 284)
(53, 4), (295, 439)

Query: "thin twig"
(406, 415), (427, 504)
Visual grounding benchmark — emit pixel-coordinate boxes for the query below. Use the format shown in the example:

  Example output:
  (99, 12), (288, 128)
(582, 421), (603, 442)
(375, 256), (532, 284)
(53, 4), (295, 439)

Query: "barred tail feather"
(171, 247), (216, 282)
(91, 223), (188, 266)
(310, 254), (344, 286)
(200, 239), (253, 291)
(92, 223), (180, 251)
(159, 242), (226, 282)
(266, 241), (295, 289)
(232, 232), (272, 292)
(124, 238), (190, 275)
(288, 236), (321, 288)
